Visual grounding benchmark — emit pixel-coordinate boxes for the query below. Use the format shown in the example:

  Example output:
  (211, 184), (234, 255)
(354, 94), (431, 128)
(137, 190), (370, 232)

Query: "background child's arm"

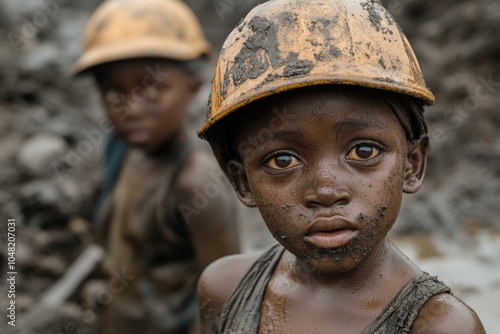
(177, 150), (240, 270)
(412, 293), (486, 334)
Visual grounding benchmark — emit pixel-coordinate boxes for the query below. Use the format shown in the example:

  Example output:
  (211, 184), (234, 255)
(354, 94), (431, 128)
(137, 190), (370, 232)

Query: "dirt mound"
(381, 0), (500, 232)
(0, 0), (498, 332)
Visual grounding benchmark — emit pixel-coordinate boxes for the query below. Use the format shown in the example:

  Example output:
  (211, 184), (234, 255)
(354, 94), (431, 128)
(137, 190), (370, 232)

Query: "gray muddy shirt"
(219, 243), (451, 333)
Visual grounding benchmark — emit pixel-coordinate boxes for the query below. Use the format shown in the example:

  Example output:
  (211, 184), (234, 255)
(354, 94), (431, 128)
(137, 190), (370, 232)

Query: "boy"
(72, 0), (239, 333)
(197, 0), (485, 333)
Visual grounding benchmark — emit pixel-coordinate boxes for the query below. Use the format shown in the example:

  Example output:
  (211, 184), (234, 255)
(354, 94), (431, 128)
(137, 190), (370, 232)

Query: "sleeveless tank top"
(98, 142), (197, 334)
(219, 243), (451, 334)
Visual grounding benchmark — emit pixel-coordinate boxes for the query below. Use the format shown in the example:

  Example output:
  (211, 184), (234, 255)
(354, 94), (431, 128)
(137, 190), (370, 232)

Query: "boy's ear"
(226, 160), (257, 207)
(403, 137), (429, 194)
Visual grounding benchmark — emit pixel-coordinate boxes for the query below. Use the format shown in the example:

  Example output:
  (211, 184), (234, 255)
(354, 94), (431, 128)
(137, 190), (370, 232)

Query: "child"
(197, 0), (486, 333)
(72, 0), (240, 333)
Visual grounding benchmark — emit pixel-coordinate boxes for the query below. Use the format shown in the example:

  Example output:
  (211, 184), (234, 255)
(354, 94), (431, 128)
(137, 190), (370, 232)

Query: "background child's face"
(231, 87), (421, 274)
(96, 59), (198, 153)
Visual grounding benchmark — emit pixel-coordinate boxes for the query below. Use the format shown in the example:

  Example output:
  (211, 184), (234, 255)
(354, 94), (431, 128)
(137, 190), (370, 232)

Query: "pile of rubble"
(0, 0), (499, 332)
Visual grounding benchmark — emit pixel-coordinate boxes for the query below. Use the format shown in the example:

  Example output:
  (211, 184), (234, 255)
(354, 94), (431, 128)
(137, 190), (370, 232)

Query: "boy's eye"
(266, 154), (301, 170)
(346, 145), (381, 161)
(104, 89), (123, 103)
(145, 86), (163, 101)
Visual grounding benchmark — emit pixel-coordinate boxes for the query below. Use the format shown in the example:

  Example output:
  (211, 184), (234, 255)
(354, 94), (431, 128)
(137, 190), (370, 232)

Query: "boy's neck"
(146, 126), (190, 159)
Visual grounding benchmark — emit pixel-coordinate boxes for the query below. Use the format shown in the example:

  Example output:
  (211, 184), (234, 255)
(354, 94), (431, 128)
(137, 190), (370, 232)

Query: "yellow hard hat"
(198, 0), (434, 138)
(72, 0), (211, 75)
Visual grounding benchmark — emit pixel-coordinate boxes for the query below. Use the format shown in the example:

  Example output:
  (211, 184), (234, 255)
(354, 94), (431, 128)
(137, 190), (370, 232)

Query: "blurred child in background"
(72, 0), (239, 332)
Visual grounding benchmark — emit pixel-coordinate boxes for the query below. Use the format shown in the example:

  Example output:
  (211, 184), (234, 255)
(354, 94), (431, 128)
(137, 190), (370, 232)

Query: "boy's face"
(231, 87), (427, 274)
(95, 59), (199, 153)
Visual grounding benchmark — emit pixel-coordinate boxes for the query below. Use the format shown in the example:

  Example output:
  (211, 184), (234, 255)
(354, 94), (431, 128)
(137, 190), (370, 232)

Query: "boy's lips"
(125, 129), (151, 144)
(304, 217), (358, 249)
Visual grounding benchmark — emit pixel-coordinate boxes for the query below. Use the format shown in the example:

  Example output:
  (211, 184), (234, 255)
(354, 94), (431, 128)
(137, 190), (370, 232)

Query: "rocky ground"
(0, 0), (498, 333)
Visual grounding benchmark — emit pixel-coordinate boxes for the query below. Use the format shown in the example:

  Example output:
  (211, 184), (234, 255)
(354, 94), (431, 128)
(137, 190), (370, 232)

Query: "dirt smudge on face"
(377, 205), (387, 217)
(357, 213), (367, 222)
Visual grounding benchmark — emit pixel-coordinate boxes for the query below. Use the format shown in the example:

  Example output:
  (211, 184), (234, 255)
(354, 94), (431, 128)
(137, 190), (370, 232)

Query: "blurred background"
(0, 0), (499, 332)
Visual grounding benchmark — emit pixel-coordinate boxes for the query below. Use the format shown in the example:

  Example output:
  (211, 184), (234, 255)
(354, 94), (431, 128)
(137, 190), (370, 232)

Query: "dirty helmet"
(198, 0), (434, 138)
(72, 0), (211, 75)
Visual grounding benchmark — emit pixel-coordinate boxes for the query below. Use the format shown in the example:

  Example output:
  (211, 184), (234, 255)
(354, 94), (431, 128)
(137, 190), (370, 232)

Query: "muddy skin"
(230, 85), (432, 333)
(233, 86), (405, 272)
(260, 201), (391, 274)
(291, 205), (390, 274)
(200, 84), (486, 333)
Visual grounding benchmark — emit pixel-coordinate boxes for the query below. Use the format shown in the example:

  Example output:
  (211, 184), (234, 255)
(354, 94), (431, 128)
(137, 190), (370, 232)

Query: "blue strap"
(93, 132), (127, 228)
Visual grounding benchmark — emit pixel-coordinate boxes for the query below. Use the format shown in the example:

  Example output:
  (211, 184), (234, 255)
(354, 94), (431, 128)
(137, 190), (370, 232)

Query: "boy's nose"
(126, 97), (150, 118)
(304, 168), (351, 208)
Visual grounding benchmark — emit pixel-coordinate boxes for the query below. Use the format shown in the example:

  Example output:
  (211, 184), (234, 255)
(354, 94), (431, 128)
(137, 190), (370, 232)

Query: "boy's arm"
(197, 252), (261, 333)
(177, 150), (240, 270)
(412, 293), (486, 334)
(176, 151), (242, 334)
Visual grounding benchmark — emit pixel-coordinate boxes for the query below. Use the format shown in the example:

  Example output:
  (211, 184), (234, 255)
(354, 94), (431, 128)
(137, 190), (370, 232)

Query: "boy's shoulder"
(198, 251), (263, 329)
(176, 149), (225, 193)
(413, 293), (486, 333)
(175, 148), (236, 216)
(199, 251), (262, 301)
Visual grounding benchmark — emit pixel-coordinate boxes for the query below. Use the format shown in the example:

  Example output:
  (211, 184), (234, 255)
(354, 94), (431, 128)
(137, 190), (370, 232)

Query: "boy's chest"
(257, 281), (383, 334)
(108, 150), (173, 240)
(122, 149), (168, 186)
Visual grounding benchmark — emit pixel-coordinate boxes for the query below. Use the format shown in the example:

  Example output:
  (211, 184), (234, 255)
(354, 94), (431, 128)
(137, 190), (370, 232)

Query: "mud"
(277, 11), (299, 29)
(227, 16), (280, 90)
(1, 0), (499, 332)
(329, 45), (342, 58)
(225, 11), (318, 95)
(361, 1), (395, 36)
(361, 1), (384, 32)
(308, 18), (332, 32)
(283, 52), (314, 77)
(378, 57), (387, 69)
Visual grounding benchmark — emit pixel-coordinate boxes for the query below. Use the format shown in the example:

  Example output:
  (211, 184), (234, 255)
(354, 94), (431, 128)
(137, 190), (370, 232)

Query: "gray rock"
(20, 180), (61, 205)
(21, 42), (60, 72)
(17, 133), (66, 176)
